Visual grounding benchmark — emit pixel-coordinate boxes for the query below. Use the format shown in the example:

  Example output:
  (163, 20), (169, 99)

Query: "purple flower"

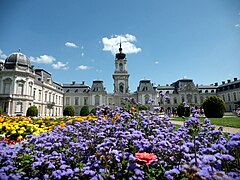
(48, 163), (55, 169)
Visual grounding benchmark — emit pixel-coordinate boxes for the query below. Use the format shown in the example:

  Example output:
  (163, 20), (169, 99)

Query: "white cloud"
(52, 61), (69, 70)
(155, 61), (159, 64)
(65, 42), (79, 48)
(76, 65), (92, 70)
(102, 34), (141, 54)
(81, 52), (84, 57)
(0, 49), (7, 61)
(235, 24), (240, 27)
(30, 55), (56, 64)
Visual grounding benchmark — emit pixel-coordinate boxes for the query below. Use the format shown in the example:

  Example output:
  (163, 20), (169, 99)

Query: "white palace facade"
(0, 52), (63, 116)
(0, 46), (239, 116)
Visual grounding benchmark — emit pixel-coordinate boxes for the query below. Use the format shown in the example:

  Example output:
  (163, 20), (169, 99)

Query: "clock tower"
(113, 43), (130, 94)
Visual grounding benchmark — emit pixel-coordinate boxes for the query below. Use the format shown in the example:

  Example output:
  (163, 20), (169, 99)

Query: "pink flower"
(135, 152), (158, 165)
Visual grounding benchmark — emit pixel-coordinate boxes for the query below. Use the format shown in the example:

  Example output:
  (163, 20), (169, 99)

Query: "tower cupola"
(115, 42), (126, 60)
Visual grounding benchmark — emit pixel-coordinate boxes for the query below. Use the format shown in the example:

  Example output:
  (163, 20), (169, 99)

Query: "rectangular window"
(3, 83), (11, 94)
(45, 92), (47, 102)
(84, 97), (88, 105)
(174, 98), (177, 104)
(17, 84), (24, 95)
(66, 97), (70, 105)
(29, 86), (32, 96)
(15, 102), (23, 112)
(33, 89), (36, 100)
(75, 97), (79, 105)
(38, 90), (41, 101)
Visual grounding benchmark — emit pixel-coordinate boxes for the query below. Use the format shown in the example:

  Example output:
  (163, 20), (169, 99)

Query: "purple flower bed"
(0, 106), (239, 179)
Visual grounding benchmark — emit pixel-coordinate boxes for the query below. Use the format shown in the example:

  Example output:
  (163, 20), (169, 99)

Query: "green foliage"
(63, 106), (75, 116)
(26, 106), (38, 117)
(0, 107), (2, 114)
(138, 105), (148, 111)
(90, 108), (97, 115)
(202, 96), (225, 118)
(185, 106), (191, 117)
(177, 103), (190, 117)
(80, 106), (90, 116)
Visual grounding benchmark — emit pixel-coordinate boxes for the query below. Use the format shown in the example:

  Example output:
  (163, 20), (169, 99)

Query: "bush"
(177, 103), (190, 117)
(80, 106), (90, 116)
(63, 106), (75, 116)
(90, 108), (97, 115)
(26, 106), (38, 117)
(202, 96), (225, 118)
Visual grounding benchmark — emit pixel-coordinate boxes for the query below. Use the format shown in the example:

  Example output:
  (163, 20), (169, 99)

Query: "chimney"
(215, 82), (218, 86)
(234, 78), (237, 81)
(82, 81), (85, 85)
(227, 80), (231, 83)
(72, 81), (75, 85)
(222, 81), (225, 85)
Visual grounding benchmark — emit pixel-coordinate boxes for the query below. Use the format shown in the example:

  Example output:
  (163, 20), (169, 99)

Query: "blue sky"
(0, 0), (239, 92)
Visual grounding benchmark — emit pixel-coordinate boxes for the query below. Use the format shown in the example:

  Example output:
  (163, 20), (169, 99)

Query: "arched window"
(145, 94), (150, 104)
(95, 95), (100, 106)
(228, 93), (231, 101)
(194, 94), (198, 103)
(119, 83), (124, 93)
(233, 92), (236, 101)
(182, 95), (185, 103)
(3, 78), (12, 94)
(174, 97), (177, 104)
(119, 63), (123, 71)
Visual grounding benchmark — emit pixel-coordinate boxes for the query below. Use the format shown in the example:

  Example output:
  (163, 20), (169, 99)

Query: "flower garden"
(0, 99), (240, 179)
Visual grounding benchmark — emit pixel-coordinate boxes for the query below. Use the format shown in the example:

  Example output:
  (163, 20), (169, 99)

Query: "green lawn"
(171, 116), (240, 128)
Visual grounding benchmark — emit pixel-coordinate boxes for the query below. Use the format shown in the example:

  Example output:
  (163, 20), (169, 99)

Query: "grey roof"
(198, 85), (217, 89)
(218, 79), (240, 87)
(4, 52), (32, 69)
(157, 86), (175, 90)
(62, 83), (90, 93)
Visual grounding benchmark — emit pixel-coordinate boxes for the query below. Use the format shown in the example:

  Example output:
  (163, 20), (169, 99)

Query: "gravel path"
(170, 120), (240, 134)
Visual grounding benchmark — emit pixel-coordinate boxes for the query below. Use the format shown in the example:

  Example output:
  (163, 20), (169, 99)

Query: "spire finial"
(18, 48), (21, 52)
(119, 37), (122, 53)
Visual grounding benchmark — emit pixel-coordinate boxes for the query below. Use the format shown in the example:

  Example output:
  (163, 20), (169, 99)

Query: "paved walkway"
(170, 120), (240, 134)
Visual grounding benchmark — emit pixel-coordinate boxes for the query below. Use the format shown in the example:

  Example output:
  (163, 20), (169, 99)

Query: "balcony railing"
(46, 102), (55, 109)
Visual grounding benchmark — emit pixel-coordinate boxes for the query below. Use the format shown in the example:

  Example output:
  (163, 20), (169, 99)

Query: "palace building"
(0, 46), (239, 116)
(0, 51), (64, 116)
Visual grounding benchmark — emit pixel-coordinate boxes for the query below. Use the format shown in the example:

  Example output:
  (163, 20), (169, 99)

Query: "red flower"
(135, 152), (158, 165)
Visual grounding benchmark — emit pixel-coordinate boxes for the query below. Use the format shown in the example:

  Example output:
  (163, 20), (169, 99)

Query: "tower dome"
(115, 43), (126, 60)
(4, 51), (31, 69)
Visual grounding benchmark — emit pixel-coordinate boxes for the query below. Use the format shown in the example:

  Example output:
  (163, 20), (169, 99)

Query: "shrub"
(202, 96), (225, 118)
(80, 106), (90, 116)
(177, 103), (190, 117)
(26, 106), (38, 117)
(90, 108), (97, 115)
(63, 106), (75, 116)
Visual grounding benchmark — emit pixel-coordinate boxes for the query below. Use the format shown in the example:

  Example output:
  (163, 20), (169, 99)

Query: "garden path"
(170, 120), (240, 134)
